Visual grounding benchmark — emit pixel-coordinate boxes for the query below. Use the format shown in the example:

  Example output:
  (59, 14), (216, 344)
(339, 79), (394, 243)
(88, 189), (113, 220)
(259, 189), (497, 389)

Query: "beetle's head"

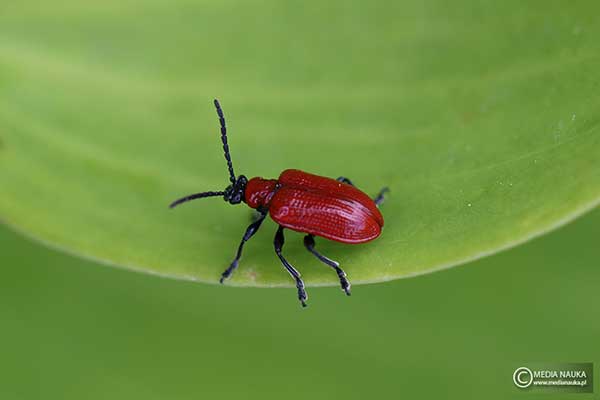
(169, 99), (249, 210)
(223, 175), (248, 205)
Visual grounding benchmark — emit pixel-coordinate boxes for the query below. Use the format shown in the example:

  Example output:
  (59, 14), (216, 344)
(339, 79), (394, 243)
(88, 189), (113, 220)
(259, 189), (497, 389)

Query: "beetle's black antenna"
(214, 99), (236, 184)
(169, 191), (226, 209)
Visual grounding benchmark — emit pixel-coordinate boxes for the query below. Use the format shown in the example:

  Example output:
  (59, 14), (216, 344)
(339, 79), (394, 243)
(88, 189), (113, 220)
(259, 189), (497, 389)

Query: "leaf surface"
(1, 1), (599, 286)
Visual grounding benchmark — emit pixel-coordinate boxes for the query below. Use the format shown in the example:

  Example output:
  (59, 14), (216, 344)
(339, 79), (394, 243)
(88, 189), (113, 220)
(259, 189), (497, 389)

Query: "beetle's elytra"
(170, 99), (388, 307)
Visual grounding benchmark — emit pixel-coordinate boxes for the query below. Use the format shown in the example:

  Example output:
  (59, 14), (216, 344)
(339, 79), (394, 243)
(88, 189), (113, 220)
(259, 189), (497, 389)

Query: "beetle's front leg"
(220, 211), (267, 283)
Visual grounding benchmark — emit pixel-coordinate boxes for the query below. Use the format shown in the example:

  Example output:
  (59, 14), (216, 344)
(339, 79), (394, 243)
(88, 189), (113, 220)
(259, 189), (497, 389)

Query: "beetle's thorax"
(245, 177), (279, 209)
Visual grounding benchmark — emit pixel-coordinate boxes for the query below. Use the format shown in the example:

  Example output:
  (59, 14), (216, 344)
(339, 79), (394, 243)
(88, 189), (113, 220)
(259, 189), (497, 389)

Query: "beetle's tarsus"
(338, 270), (351, 295)
(220, 259), (238, 283)
(340, 274), (352, 295)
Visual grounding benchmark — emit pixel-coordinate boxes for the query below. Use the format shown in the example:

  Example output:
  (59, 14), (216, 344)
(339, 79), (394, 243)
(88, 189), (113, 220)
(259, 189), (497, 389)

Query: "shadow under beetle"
(170, 99), (388, 307)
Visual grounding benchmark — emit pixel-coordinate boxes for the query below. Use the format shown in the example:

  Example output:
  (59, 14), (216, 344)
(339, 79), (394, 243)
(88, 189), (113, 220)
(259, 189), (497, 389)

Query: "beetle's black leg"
(249, 209), (264, 223)
(274, 226), (308, 307)
(338, 176), (389, 207)
(373, 187), (390, 207)
(220, 211), (267, 283)
(336, 176), (354, 186)
(304, 234), (351, 296)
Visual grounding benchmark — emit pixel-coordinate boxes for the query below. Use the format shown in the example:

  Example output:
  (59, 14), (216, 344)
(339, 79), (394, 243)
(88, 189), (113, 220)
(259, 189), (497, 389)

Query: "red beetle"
(170, 100), (388, 307)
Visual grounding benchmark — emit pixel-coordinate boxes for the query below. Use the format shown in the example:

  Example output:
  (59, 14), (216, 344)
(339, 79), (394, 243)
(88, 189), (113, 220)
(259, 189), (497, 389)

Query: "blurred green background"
(1, 205), (599, 399)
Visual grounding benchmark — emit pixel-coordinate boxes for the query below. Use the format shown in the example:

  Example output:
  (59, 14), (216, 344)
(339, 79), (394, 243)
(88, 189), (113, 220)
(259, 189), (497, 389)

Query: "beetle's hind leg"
(274, 226), (308, 307)
(304, 234), (351, 296)
(373, 187), (390, 207)
(220, 211), (267, 283)
(338, 176), (389, 207)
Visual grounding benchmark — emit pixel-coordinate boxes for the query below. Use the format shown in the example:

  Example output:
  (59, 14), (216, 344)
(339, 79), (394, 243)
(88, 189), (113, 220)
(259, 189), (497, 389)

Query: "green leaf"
(1, 1), (599, 287)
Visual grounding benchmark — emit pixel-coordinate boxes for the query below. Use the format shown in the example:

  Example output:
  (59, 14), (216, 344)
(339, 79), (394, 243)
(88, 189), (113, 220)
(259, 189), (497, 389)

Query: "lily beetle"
(170, 99), (388, 307)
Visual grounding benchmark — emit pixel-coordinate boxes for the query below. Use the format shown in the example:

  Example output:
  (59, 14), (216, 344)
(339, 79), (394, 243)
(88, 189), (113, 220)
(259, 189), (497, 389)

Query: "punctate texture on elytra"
(254, 169), (385, 243)
(0, 0), (599, 287)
